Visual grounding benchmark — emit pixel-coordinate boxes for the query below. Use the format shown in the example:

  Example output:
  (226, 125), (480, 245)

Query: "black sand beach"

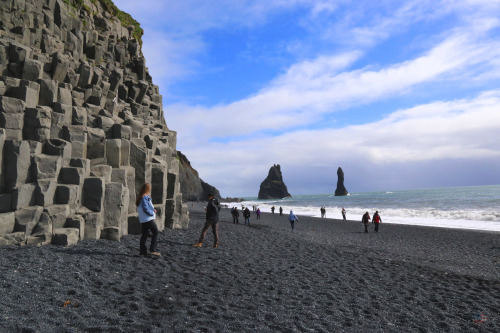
(1, 203), (499, 332)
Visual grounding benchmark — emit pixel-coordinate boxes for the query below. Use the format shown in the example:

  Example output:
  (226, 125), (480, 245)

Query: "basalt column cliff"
(0, 0), (189, 246)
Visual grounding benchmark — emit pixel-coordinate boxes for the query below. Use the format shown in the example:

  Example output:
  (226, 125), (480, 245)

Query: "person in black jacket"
(243, 207), (251, 225)
(193, 194), (220, 248)
(362, 211), (371, 233)
(232, 207), (239, 224)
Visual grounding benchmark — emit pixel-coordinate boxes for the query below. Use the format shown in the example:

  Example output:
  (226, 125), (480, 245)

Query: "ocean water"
(228, 185), (500, 232)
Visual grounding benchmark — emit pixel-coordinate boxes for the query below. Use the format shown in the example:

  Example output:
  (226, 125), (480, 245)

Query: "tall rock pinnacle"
(334, 167), (348, 196)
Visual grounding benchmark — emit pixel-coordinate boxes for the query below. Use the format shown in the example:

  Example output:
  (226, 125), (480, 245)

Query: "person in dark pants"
(271, 206), (275, 214)
(256, 208), (261, 220)
(193, 193), (221, 248)
(288, 210), (299, 231)
(279, 207), (283, 216)
(232, 207), (239, 224)
(136, 183), (160, 256)
(372, 211), (382, 232)
(362, 211), (371, 233)
(243, 207), (251, 225)
(342, 207), (346, 220)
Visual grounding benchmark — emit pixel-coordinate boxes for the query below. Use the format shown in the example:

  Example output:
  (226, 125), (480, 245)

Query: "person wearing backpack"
(372, 211), (382, 232)
(193, 193), (221, 248)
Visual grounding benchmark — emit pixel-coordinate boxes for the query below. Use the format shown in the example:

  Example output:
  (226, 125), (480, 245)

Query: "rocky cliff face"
(177, 151), (221, 201)
(0, 0), (189, 246)
(200, 179), (221, 200)
(258, 164), (291, 199)
(334, 167), (348, 196)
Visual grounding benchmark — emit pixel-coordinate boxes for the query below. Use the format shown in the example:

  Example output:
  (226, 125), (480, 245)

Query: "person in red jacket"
(372, 211), (382, 232)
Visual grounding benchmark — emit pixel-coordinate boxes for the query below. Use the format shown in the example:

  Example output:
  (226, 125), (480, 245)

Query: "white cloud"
(140, 32), (205, 90)
(166, 24), (500, 144)
(114, 0), (344, 35)
(186, 91), (500, 196)
(111, 0), (500, 196)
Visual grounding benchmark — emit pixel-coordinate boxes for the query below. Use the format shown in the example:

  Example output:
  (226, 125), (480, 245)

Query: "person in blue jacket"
(288, 210), (299, 231)
(136, 183), (160, 256)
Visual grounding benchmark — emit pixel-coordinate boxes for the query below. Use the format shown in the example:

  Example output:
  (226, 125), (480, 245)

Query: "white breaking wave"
(227, 200), (500, 232)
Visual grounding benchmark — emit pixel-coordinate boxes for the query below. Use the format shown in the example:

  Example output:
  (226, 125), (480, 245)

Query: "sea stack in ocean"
(0, 0), (189, 246)
(334, 167), (348, 196)
(258, 164), (291, 199)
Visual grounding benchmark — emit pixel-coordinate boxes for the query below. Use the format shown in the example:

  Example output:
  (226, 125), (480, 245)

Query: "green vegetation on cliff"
(65, 0), (144, 44)
(96, 0), (144, 44)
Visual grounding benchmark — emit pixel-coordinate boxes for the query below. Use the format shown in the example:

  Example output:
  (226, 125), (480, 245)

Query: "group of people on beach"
(232, 204), (287, 225)
(137, 183), (383, 254)
(136, 184), (223, 254)
(230, 206), (262, 225)
(361, 211), (382, 233)
(270, 206), (284, 215)
(320, 207), (347, 220)
(191, 200), (383, 248)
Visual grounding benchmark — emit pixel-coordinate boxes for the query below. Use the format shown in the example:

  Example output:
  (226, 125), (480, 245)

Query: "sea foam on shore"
(230, 185), (500, 231)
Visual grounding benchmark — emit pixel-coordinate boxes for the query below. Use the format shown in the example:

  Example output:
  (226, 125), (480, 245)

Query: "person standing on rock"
(372, 211), (382, 232)
(342, 207), (346, 221)
(362, 211), (371, 233)
(279, 207), (283, 216)
(193, 193), (221, 248)
(136, 183), (160, 257)
(244, 207), (251, 225)
(288, 210), (299, 231)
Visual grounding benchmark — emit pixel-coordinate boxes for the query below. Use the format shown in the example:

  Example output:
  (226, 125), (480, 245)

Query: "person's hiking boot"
(192, 242), (203, 248)
(212, 243), (218, 248)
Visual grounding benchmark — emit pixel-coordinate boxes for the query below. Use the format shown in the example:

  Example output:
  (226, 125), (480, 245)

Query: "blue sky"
(114, 0), (500, 197)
